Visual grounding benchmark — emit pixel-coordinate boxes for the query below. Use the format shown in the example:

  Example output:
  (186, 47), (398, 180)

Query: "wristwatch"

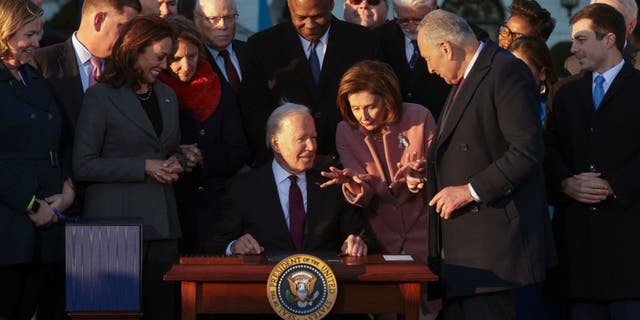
(27, 198), (41, 214)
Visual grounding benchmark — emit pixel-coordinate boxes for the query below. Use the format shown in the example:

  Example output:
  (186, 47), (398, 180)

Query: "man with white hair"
(415, 9), (553, 319)
(564, 0), (640, 75)
(195, 0), (244, 93)
(377, 0), (449, 119)
(343, 0), (389, 29)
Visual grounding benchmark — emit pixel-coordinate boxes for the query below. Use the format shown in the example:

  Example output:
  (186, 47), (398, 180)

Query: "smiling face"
(343, 0), (388, 29)
(271, 113), (317, 174)
(135, 37), (173, 86)
(570, 18), (610, 73)
(195, 0), (237, 51)
(3, 17), (42, 68)
(169, 38), (199, 82)
(498, 15), (533, 49)
(288, 0), (334, 41)
(347, 91), (388, 132)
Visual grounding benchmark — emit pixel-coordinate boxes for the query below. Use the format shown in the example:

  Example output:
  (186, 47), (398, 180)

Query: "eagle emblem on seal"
(286, 271), (320, 308)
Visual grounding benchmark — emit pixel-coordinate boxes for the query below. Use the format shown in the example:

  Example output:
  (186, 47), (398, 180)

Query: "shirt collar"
(207, 42), (234, 57)
(298, 26), (331, 53)
(462, 41), (485, 80)
(71, 32), (94, 65)
(272, 159), (307, 185)
(593, 58), (625, 85)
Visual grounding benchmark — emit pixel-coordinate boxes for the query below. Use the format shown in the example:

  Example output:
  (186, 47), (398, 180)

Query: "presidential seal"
(267, 254), (337, 319)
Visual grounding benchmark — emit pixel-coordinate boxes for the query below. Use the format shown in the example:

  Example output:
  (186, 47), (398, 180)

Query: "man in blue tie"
(545, 3), (640, 319)
(206, 103), (369, 256)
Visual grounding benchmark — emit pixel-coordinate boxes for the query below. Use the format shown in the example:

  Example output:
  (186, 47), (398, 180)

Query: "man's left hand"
(429, 185), (475, 219)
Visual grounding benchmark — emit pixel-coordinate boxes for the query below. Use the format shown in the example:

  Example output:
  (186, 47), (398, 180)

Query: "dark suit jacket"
(203, 39), (246, 90)
(206, 164), (371, 254)
(545, 62), (640, 300)
(376, 20), (450, 119)
(0, 63), (66, 265)
(73, 82), (182, 241)
(426, 41), (554, 298)
(240, 17), (381, 166)
(33, 38), (84, 133)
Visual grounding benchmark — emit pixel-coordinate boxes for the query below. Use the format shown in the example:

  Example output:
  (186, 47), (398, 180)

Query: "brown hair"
(0, 0), (43, 57)
(82, 0), (142, 16)
(165, 15), (205, 63)
(570, 3), (626, 53)
(101, 15), (176, 90)
(508, 36), (557, 97)
(508, 0), (555, 41)
(337, 60), (402, 128)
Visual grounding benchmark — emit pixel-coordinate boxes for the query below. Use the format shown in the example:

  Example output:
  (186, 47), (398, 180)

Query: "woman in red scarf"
(159, 16), (249, 253)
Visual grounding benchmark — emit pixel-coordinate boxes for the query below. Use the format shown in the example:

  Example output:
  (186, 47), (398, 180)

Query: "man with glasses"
(343, 0), (389, 29)
(195, 0), (244, 94)
(377, 0), (449, 119)
(240, 0), (380, 168)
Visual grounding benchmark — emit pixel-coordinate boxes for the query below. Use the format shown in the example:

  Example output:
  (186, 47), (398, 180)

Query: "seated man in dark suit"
(207, 103), (369, 256)
(377, 0), (449, 119)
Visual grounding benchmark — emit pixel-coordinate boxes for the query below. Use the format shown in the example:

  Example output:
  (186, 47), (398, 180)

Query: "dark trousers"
(0, 264), (41, 320)
(438, 290), (516, 320)
(142, 239), (179, 320)
(571, 300), (640, 320)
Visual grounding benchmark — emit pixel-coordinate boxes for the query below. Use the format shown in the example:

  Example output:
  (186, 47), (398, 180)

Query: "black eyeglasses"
(348, 0), (382, 5)
(498, 24), (525, 40)
(196, 12), (239, 25)
(395, 17), (423, 26)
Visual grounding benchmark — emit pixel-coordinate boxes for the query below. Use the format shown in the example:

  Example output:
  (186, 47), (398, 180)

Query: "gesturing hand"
(319, 166), (363, 195)
(391, 152), (426, 192)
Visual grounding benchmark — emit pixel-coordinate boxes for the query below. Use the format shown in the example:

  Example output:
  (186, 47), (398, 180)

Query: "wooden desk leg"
(182, 282), (196, 320)
(399, 283), (421, 320)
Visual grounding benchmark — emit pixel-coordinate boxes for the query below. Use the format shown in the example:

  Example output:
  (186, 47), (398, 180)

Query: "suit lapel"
(598, 62), (633, 111)
(316, 17), (343, 94)
(154, 82), (176, 144)
(437, 42), (495, 148)
(109, 86), (158, 140)
(285, 24), (317, 96)
(303, 174), (322, 250)
(54, 40), (85, 127)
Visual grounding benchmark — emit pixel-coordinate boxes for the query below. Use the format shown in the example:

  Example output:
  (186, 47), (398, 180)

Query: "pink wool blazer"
(336, 103), (436, 263)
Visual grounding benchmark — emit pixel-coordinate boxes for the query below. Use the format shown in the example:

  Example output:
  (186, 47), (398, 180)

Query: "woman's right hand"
(179, 144), (203, 172)
(28, 200), (58, 228)
(320, 166), (363, 194)
(145, 159), (180, 184)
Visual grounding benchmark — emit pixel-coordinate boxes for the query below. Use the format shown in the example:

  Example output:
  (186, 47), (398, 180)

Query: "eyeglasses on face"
(395, 17), (423, 26)
(196, 12), (239, 25)
(498, 24), (525, 40)
(348, 0), (382, 6)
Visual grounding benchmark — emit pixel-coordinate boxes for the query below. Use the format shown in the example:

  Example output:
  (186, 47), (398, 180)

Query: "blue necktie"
(409, 40), (420, 69)
(593, 74), (605, 110)
(309, 41), (321, 85)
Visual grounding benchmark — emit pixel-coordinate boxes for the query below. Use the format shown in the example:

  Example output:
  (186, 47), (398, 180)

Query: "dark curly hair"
(508, 0), (556, 41)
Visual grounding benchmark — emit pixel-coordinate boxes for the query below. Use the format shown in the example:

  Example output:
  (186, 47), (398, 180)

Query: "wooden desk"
(164, 254), (437, 320)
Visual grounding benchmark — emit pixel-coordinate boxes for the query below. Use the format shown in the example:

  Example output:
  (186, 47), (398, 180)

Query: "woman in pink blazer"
(321, 60), (436, 263)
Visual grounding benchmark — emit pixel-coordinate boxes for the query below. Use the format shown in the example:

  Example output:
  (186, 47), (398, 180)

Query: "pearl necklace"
(136, 86), (153, 101)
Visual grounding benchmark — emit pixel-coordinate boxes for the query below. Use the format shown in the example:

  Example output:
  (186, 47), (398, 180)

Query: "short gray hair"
(195, 0), (237, 12)
(265, 103), (312, 149)
(591, 0), (638, 25)
(391, 0), (435, 8)
(418, 9), (474, 47)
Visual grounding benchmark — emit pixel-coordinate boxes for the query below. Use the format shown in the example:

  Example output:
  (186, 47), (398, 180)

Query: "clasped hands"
(230, 233), (367, 256)
(179, 143), (203, 172)
(145, 156), (183, 184)
(562, 172), (613, 204)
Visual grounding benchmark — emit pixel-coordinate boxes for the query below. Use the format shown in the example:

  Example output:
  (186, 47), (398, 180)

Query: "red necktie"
(288, 175), (305, 251)
(88, 56), (101, 87)
(219, 49), (240, 93)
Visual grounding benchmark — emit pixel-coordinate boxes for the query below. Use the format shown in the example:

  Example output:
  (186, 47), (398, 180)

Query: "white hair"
(418, 9), (474, 47)
(591, 0), (638, 25)
(391, 0), (436, 8)
(195, 0), (237, 12)
(265, 103), (312, 149)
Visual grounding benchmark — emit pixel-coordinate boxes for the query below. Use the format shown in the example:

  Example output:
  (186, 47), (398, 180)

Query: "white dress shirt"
(592, 59), (625, 95)
(71, 32), (102, 92)
(207, 42), (243, 82)
(298, 27), (330, 69)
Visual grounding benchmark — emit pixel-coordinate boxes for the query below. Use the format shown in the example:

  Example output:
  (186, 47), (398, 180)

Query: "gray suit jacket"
(73, 82), (182, 240)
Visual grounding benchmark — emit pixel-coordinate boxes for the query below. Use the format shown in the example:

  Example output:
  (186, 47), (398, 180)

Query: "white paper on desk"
(383, 255), (414, 261)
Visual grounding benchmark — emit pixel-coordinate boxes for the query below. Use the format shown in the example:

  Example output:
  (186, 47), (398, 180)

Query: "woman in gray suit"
(73, 16), (184, 319)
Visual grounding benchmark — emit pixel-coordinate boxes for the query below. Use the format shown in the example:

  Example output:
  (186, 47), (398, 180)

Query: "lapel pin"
(164, 98), (170, 103)
(398, 133), (409, 149)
